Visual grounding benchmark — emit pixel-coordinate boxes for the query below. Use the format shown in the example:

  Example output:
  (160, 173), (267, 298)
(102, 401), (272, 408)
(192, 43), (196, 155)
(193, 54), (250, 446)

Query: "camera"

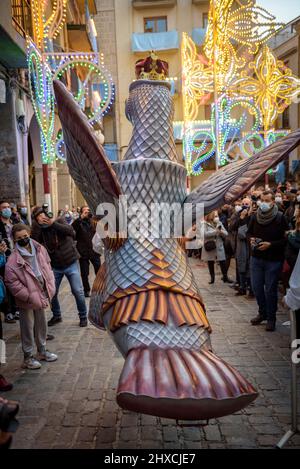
(251, 238), (263, 252)
(42, 204), (53, 219)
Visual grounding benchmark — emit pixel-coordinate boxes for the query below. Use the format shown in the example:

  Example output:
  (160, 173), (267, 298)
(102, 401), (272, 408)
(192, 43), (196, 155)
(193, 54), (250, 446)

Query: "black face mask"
(17, 237), (30, 247)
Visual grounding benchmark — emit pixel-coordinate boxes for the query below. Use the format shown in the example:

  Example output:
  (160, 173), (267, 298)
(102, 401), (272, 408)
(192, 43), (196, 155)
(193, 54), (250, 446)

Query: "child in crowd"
(4, 224), (58, 369)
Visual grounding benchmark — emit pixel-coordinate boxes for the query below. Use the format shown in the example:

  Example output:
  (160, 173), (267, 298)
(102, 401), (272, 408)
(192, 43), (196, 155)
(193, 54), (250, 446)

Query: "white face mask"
(235, 206), (242, 213)
(214, 217), (220, 224)
(297, 195), (300, 203)
(275, 197), (283, 204)
(257, 200), (262, 206)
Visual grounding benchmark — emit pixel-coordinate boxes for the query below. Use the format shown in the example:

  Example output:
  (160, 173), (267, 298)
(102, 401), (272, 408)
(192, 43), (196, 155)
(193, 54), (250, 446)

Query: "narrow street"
(2, 259), (299, 449)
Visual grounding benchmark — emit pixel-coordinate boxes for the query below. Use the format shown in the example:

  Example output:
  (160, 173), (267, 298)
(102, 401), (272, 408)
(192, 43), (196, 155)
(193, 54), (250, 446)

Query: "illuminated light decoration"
(204, 0), (284, 90)
(48, 53), (115, 123)
(181, 0), (286, 177)
(46, 52), (115, 159)
(240, 129), (290, 159)
(184, 95), (262, 175)
(234, 45), (300, 132)
(27, 40), (55, 164)
(55, 129), (66, 163)
(181, 32), (214, 175)
(27, 0), (115, 163)
(181, 32), (213, 122)
(31, 0), (67, 51)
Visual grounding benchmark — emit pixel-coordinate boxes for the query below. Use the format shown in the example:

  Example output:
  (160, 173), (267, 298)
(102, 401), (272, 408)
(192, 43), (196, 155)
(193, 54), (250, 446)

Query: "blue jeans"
(250, 257), (283, 322)
(51, 262), (87, 319)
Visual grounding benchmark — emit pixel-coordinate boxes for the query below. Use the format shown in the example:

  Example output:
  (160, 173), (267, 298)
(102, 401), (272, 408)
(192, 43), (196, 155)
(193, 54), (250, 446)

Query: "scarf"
(17, 240), (42, 281)
(256, 204), (278, 226)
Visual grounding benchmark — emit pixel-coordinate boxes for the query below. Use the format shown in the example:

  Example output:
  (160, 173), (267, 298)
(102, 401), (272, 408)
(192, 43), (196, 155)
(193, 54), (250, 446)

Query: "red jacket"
(4, 240), (55, 310)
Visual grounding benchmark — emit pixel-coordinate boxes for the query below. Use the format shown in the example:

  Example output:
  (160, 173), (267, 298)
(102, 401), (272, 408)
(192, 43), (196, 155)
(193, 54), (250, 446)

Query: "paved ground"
(1, 258), (299, 449)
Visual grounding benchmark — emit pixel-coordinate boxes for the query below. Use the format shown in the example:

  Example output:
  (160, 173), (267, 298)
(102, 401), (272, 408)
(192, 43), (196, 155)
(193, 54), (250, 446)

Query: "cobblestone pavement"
(1, 259), (299, 449)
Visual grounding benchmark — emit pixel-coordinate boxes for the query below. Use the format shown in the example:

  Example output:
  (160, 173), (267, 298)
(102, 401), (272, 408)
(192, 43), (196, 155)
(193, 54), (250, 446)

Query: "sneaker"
(0, 375), (13, 392)
(84, 291), (91, 298)
(23, 357), (42, 370)
(48, 316), (62, 327)
(46, 333), (55, 341)
(251, 314), (267, 326)
(235, 289), (247, 296)
(14, 311), (20, 320)
(79, 318), (88, 327)
(266, 321), (276, 332)
(37, 351), (58, 362)
(4, 313), (16, 324)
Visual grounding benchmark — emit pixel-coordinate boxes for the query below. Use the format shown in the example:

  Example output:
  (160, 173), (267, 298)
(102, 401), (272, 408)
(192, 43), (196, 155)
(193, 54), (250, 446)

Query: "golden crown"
(135, 52), (169, 81)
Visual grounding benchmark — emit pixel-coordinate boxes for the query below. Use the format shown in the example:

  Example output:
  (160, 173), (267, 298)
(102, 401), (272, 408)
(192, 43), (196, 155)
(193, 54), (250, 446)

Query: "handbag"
(204, 239), (216, 252)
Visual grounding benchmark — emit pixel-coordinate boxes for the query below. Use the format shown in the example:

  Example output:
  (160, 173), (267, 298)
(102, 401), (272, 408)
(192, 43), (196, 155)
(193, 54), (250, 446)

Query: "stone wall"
(0, 84), (21, 202)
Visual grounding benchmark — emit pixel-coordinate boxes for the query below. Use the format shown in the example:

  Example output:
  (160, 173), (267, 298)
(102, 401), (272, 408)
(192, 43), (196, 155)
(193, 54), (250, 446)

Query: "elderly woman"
(202, 211), (232, 284)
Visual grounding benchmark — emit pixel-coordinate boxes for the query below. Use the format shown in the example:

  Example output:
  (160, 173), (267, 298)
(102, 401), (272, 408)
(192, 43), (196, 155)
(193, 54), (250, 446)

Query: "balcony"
(76, 0), (97, 15)
(67, 24), (94, 52)
(11, 0), (33, 39)
(132, 0), (177, 9)
(132, 30), (179, 52)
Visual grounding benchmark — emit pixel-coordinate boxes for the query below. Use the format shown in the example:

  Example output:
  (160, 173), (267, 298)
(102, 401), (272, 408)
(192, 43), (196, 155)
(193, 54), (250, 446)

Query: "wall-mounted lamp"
(16, 98), (28, 134)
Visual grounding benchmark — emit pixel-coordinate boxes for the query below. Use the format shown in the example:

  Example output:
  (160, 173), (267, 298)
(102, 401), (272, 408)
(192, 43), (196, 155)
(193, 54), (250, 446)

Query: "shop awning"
(132, 30), (179, 52)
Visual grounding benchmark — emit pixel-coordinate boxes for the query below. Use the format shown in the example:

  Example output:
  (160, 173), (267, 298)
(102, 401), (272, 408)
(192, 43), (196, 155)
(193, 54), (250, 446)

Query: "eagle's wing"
(184, 129), (300, 221)
(53, 80), (121, 213)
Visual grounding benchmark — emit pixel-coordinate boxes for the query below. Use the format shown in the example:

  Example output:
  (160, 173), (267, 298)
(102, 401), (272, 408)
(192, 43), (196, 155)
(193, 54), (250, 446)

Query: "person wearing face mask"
(227, 201), (244, 290)
(17, 204), (29, 226)
(283, 192), (298, 229)
(234, 197), (253, 297)
(247, 190), (289, 331)
(31, 206), (88, 327)
(274, 193), (284, 212)
(0, 201), (18, 324)
(72, 206), (101, 298)
(4, 224), (57, 369)
(202, 211), (232, 284)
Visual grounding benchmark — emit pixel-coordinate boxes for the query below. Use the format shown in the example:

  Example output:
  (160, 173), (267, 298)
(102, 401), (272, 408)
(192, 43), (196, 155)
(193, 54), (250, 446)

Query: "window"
(144, 16), (168, 33)
(202, 12), (209, 29)
(11, 0), (32, 38)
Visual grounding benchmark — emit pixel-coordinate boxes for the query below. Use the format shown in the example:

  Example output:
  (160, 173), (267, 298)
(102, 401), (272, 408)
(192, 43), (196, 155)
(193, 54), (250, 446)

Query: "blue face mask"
(260, 202), (271, 213)
(20, 208), (27, 216)
(1, 208), (12, 219)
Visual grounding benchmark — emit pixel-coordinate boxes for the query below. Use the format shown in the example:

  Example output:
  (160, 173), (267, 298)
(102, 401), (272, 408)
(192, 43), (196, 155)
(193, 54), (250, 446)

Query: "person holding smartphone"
(247, 191), (289, 331)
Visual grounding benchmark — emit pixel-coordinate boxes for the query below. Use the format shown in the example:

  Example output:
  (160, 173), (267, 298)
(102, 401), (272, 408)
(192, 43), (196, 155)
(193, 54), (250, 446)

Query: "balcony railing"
(132, 0), (177, 9)
(11, 0), (32, 39)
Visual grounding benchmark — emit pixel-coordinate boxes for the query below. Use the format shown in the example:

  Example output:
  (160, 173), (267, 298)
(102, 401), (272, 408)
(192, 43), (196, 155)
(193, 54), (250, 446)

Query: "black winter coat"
(72, 218), (97, 259)
(31, 218), (79, 269)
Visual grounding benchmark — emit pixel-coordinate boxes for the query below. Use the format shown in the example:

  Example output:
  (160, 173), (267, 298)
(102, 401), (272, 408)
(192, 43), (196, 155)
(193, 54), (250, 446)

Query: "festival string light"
(27, 40), (55, 164)
(183, 95), (262, 175)
(27, 1), (115, 164)
(181, 0), (288, 177)
(234, 45), (300, 132)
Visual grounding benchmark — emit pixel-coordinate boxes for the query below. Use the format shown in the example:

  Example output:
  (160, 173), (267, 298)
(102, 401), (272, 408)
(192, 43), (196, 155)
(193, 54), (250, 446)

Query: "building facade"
(271, 16), (300, 182)
(94, 1), (300, 188)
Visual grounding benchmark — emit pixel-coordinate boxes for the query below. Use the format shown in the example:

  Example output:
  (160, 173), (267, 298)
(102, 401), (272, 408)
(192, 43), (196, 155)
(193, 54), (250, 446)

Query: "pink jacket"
(4, 240), (56, 310)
